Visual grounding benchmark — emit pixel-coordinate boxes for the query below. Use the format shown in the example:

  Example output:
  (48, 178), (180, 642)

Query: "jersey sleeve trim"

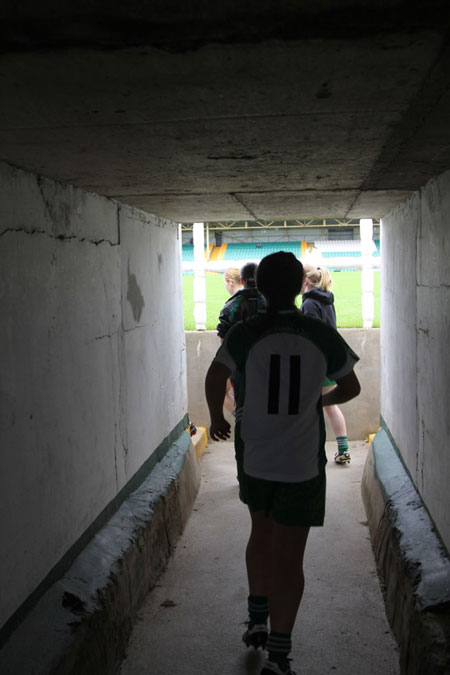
(328, 350), (359, 381)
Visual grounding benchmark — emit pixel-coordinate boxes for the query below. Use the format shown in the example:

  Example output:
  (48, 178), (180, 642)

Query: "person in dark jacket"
(217, 262), (266, 410)
(301, 265), (351, 464)
(217, 263), (265, 340)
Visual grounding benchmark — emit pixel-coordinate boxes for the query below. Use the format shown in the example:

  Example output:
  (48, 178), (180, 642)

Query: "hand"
(210, 416), (231, 441)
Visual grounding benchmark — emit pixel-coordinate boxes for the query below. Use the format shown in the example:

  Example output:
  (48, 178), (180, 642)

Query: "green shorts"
(238, 470), (326, 527)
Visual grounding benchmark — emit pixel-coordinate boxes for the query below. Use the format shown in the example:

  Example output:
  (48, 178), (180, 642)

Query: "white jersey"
(214, 309), (359, 483)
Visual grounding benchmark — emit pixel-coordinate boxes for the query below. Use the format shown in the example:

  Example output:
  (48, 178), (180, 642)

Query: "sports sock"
(266, 631), (292, 669)
(336, 435), (349, 454)
(247, 595), (269, 628)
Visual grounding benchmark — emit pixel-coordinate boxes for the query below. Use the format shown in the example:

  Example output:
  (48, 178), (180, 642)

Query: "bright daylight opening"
(180, 218), (380, 331)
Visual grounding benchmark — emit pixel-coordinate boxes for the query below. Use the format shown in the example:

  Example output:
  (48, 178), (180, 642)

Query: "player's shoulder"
(300, 311), (336, 333)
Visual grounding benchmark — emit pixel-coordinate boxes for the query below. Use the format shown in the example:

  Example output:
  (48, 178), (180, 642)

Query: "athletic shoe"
(334, 451), (351, 464)
(261, 659), (296, 674)
(242, 623), (268, 649)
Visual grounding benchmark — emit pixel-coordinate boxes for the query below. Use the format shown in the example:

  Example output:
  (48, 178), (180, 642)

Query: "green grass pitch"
(183, 270), (380, 330)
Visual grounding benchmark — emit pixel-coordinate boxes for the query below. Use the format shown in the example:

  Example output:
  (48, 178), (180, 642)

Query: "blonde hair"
(224, 267), (241, 285)
(304, 265), (333, 291)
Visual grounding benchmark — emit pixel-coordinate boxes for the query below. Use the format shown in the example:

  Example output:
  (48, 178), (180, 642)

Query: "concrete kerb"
(361, 429), (450, 675)
(0, 431), (201, 675)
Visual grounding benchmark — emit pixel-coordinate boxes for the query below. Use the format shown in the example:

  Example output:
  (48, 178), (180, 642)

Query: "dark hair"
(257, 252), (304, 306)
(240, 262), (258, 288)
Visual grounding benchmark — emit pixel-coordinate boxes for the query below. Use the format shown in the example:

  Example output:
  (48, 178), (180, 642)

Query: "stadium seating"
(181, 245), (194, 261)
(314, 239), (378, 258)
(322, 250), (361, 257)
(181, 239), (380, 264)
(221, 242), (301, 260)
(182, 244), (210, 261)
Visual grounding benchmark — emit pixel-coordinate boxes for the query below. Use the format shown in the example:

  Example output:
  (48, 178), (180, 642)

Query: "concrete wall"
(381, 169), (450, 553)
(0, 162), (188, 631)
(186, 328), (380, 441)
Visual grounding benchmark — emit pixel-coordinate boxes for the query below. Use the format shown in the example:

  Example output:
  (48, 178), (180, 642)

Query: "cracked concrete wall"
(381, 169), (450, 552)
(0, 162), (188, 630)
(118, 206), (188, 483)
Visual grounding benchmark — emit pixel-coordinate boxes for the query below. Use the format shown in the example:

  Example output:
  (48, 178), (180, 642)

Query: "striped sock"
(267, 631), (292, 669)
(336, 436), (349, 454)
(247, 595), (269, 628)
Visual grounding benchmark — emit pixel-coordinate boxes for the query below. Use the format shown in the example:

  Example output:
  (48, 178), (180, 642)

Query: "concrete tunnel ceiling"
(1, 1), (450, 223)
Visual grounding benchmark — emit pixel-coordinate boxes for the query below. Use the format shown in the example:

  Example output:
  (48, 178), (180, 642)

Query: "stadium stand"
(181, 244), (211, 261)
(212, 243), (227, 260)
(221, 241), (301, 260)
(315, 239), (360, 256)
(182, 245), (194, 261)
(314, 239), (378, 258)
(322, 251), (361, 257)
(181, 239), (380, 269)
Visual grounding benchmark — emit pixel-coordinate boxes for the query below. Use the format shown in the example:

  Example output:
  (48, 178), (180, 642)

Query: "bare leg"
(269, 522), (310, 633)
(246, 508), (273, 596)
(322, 385), (347, 437)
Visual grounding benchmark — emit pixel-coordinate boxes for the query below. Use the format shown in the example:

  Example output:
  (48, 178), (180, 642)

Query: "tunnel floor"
(120, 440), (399, 675)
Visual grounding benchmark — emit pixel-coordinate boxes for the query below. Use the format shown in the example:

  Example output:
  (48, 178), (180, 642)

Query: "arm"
(321, 370), (361, 407)
(216, 317), (231, 340)
(216, 302), (231, 339)
(301, 297), (321, 319)
(205, 361), (232, 441)
(217, 296), (239, 339)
